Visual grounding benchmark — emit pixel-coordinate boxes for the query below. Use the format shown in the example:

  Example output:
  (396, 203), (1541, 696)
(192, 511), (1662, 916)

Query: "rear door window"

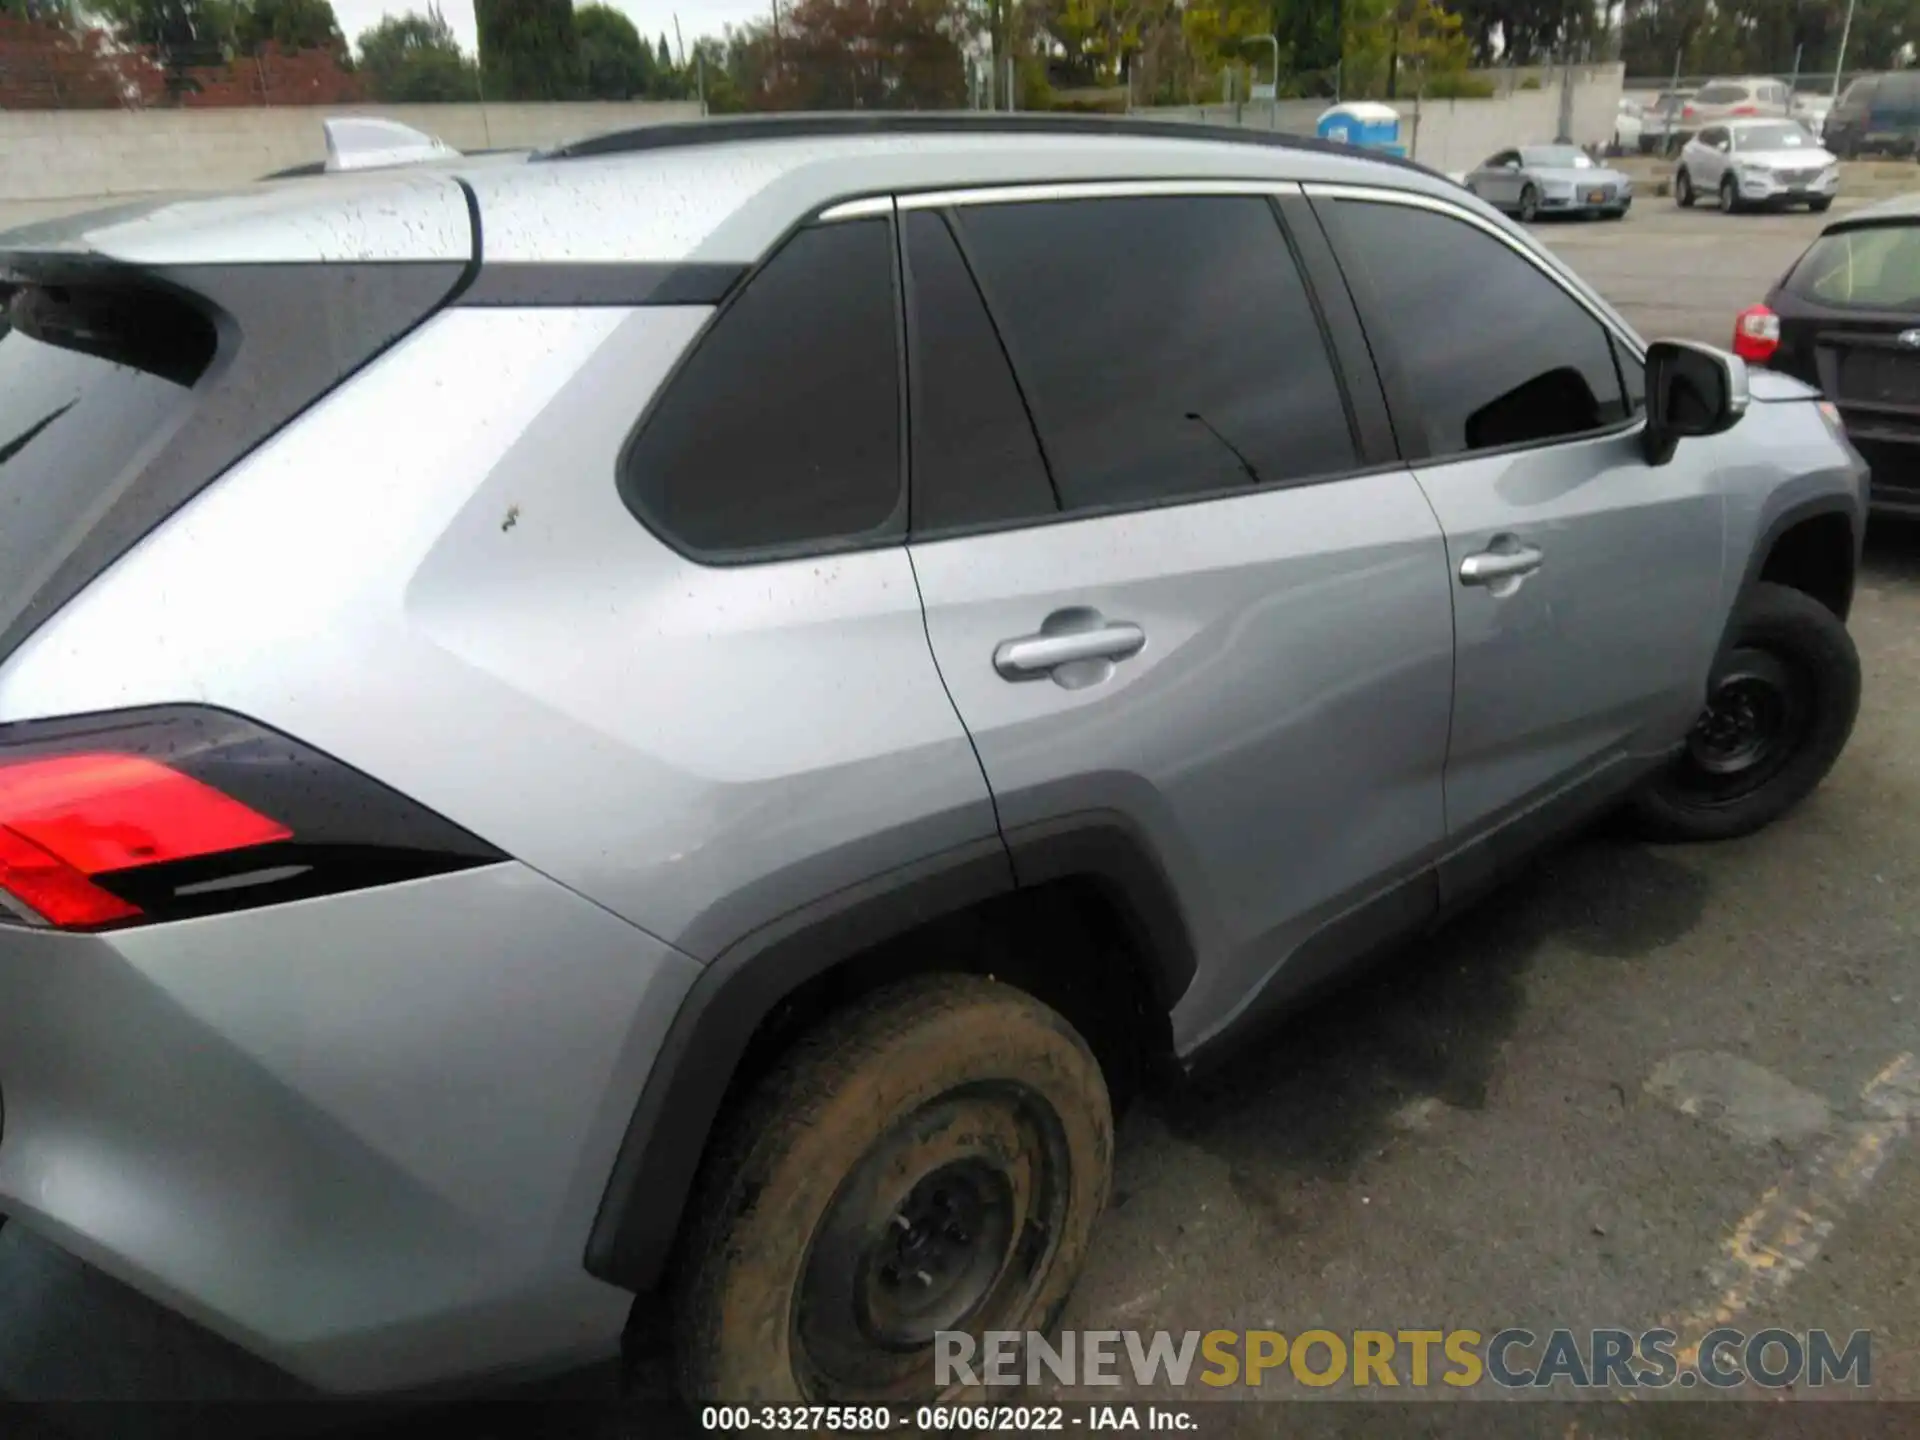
(1787, 224), (1920, 308)
(948, 194), (1360, 515)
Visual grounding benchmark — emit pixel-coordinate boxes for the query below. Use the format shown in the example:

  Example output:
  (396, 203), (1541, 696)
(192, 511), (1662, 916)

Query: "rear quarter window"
(1788, 224), (1920, 308)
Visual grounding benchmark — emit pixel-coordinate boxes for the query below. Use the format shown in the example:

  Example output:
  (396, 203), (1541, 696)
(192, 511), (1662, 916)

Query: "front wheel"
(673, 975), (1113, 1405)
(1628, 583), (1861, 843)
(1675, 169), (1695, 207)
(1518, 183), (1541, 222)
(1720, 173), (1742, 213)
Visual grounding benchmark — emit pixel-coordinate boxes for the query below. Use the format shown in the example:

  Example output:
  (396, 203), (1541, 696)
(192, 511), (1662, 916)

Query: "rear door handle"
(1459, 544), (1545, 587)
(994, 623), (1146, 679)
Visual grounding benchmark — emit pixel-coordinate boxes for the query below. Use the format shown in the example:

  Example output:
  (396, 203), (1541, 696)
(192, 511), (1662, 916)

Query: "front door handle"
(994, 622), (1146, 679)
(1459, 544), (1545, 587)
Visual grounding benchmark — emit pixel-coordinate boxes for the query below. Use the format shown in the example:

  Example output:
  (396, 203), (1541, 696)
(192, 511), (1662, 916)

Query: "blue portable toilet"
(1316, 101), (1406, 158)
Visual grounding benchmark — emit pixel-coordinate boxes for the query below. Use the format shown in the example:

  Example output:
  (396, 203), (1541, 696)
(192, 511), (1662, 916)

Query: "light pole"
(1832, 0), (1856, 101)
(1250, 31), (1280, 127)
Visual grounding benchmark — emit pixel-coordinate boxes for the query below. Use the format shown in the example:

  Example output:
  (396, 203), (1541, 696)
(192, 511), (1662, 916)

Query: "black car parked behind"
(1737, 192), (1920, 514)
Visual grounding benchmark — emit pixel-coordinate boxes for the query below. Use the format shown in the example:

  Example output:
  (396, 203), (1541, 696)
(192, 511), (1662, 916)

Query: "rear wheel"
(1518, 184), (1541, 222)
(1675, 168), (1695, 207)
(1628, 583), (1861, 843)
(673, 975), (1113, 1405)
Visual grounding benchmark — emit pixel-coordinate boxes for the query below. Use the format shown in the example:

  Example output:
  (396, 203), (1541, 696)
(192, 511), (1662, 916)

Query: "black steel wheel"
(1629, 583), (1861, 842)
(673, 975), (1112, 1405)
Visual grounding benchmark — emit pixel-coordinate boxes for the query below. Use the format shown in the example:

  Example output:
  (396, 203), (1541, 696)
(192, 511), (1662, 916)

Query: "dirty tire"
(1629, 583), (1861, 844)
(1675, 168), (1695, 207)
(673, 975), (1113, 1407)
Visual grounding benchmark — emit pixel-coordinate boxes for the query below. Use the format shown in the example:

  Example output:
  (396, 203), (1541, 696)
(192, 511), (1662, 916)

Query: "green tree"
(88, 0), (221, 91)
(473, 0), (580, 96)
(355, 5), (477, 99)
(576, 1), (653, 95)
(234, 0), (346, 56)
(691, 29), (755, 107)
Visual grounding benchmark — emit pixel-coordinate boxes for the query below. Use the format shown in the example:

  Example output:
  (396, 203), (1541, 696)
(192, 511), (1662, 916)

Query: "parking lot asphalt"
(1533, 194), (1849, 349)
(4, 190), (1919, 1439)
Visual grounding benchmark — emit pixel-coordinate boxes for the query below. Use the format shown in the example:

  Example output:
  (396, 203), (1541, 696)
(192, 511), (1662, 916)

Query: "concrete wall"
(0, 75), (1623, 231)
(1138, 64), (1626, 175)
(0, 101), (704, 229)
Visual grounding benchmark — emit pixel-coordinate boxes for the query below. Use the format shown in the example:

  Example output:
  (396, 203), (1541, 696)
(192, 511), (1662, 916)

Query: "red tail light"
(0, 707), (502, 932)
(1733, 303), (1781, 363)
(0, 754), (290, 927)
(1683, 103), (1697, 119)
(1732, 105), (1758, 116)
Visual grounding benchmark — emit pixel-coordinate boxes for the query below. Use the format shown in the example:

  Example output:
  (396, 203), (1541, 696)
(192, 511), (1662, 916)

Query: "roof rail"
(323, 116), (461, 173)
(534, 111), (1446, 183)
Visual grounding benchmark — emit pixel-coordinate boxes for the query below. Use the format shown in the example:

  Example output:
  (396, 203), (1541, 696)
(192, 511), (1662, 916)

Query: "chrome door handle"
(1459, 545), (1545, 587)
(994, 623), (1146, 679)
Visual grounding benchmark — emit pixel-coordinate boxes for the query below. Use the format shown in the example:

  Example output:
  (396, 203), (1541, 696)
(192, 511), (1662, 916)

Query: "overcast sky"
(329, 0), (771, 57)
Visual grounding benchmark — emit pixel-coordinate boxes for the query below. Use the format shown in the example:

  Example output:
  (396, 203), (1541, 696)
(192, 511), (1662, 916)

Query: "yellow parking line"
(1667, 1053), (1918, 1370)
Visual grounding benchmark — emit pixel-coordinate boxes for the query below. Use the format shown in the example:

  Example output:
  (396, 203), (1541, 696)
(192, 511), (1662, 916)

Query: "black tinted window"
(952, 196), (1357, 512)
(621, 219), (901, 555)
(0, 286), (210, 618)
(1331, 200), (1629, 457)
(903, 210), (1057, 533)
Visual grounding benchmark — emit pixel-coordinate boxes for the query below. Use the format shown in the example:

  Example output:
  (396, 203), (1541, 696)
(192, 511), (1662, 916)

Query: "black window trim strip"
(928, 205), (1067, 520)
(457, 261), (747, 308)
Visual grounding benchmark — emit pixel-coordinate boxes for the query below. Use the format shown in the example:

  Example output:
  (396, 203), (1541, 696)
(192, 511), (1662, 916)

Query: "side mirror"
(1642, 339), (1749, 466)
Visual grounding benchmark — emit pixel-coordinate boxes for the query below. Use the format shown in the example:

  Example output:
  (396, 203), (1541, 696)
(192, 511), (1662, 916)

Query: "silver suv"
(0, 115), (1869, 1409)
(1676, 116), (1839, 212)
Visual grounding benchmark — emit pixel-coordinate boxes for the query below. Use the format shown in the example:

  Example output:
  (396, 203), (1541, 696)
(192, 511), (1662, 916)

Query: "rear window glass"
(1520, 146), (1594, 168)
(1789, 224), (1920, 308)
(1733, 122), (1816, 150)
(0, 284), (214, 626)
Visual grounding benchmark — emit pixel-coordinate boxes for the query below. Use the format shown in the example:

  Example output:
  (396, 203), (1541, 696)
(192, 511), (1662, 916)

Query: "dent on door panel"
(911, 473), (1456, 1055)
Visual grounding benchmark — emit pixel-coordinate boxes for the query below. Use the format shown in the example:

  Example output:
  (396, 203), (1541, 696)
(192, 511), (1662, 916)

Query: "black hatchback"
(1736, 192), (1920, 514)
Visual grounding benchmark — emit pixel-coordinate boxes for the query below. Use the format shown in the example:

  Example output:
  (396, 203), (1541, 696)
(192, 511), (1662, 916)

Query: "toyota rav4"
(0, 113), (1869, 1410)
